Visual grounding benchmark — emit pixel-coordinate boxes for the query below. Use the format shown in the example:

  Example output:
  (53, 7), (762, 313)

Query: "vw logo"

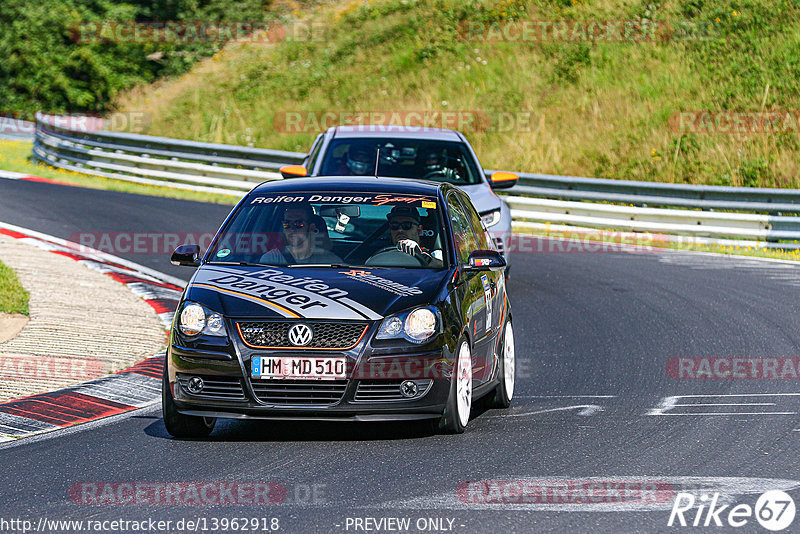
(187, 376), (204, 394)
(400, 380), (419, 398)
(288, 323), (313, 346)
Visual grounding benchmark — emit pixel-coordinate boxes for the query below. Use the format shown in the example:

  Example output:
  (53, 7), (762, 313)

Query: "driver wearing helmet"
(344, 144), (376, 175)
(420, 147), (458, 181)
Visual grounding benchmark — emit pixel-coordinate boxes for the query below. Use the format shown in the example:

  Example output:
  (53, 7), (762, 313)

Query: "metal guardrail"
(488, 170), (800, 213)
(31, 113), (800, 243)
(33, 113), (303, 196)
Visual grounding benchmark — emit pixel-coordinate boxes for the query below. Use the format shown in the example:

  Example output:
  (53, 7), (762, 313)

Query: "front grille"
(251, 379), (348, 405)
(237, 321), (368, 350)
(177, 374), (246, 401)
(354, 379), (433, 401)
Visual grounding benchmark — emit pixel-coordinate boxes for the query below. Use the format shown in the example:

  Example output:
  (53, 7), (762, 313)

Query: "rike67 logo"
(668, 490), (796, 531)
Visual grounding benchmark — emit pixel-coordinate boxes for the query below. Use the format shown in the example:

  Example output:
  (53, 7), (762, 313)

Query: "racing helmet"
(422, 148), (444, 174)
(346, 144), (375, 175)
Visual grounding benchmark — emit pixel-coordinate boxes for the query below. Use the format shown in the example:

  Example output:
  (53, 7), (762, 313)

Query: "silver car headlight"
(481, 209), (502, 228)
(178, 302), (228, 337)
(376, 307), (439, 344)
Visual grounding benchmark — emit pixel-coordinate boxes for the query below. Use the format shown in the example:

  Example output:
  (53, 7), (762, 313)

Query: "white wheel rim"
(503, 323), (515, 399)
(456, 342), (472, 427)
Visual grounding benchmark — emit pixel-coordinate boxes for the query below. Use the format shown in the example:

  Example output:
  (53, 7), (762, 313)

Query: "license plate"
(251, 356), (346, 380)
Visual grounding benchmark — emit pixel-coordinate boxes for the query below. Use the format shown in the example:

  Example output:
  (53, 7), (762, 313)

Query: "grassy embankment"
(0, 260), (29, 316)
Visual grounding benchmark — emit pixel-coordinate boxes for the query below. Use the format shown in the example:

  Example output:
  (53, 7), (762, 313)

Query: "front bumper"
(167, 326), (454, 421)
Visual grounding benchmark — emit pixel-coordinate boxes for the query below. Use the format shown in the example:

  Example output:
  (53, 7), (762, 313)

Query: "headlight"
(404, 308), (437, 342)
(481, 209), (501, 228)
(179, 304), (205, 336)
(178, 302), (228, 337)
(376, 307), (439, 344)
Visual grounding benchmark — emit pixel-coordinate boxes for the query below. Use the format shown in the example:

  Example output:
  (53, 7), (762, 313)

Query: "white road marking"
(654, 412), (795, 416)
(648, 394), (800, 416)
(673, 403), (776, 407)
(0, 412), (58, 434)
(487, 405), (604, 418)
(68, 374), (162, 406)
(0, 170), (30, 179)
(517, 395), (617, 399)
(656, 252), (800, 288)
(677, 393), (800, 397)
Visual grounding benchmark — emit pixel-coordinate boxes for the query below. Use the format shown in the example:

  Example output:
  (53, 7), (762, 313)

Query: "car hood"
(186, 265), (448, 321)
(459, 183), (503, 213)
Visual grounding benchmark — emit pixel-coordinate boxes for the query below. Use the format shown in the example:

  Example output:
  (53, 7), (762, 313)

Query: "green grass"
(0, 260), (29, 315)
(113, 0), (800, 188)
(0, 140), (239, 205)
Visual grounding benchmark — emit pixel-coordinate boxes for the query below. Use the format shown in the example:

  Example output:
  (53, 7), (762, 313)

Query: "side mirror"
(465, 250), (506, 271)
(279, 165), (308, 179)
(171, 244), (201, 267)
(489, 171), (518, 189)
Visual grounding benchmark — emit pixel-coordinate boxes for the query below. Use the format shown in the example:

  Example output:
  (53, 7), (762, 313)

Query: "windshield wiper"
(206, 261), (280, 267)
(286, 263), (354, 268)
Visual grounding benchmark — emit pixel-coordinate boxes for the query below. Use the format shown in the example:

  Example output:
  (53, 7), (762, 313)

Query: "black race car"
(163, 176), (515, 436)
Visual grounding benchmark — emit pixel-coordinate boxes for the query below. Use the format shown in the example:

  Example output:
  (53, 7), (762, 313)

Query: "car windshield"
(318, 138), (483, 185)
(208, 192), (447, 269)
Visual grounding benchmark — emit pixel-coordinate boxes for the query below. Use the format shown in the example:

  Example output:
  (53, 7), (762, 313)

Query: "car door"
(455, 189), (505, 382)
(446, 192), (492, 386)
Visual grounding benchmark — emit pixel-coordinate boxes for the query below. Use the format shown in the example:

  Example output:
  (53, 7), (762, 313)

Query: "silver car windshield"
(318, 139), (482, 185)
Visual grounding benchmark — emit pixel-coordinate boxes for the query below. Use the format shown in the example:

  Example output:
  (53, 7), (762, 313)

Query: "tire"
(162, 369), (216, 438)
(435, 338), (473, 434)
(490, 320), (515, 409)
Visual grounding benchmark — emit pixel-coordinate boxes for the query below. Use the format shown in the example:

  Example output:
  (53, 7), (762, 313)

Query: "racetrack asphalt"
(1, 178), (800, 533)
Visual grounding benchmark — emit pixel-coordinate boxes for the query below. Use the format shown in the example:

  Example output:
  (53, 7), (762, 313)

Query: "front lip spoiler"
(177, 409), (442, 422)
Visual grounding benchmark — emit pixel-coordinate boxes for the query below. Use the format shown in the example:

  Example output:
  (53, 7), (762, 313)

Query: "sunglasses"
(282, 221), (307, 230)
(390, 221), (419, 231)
